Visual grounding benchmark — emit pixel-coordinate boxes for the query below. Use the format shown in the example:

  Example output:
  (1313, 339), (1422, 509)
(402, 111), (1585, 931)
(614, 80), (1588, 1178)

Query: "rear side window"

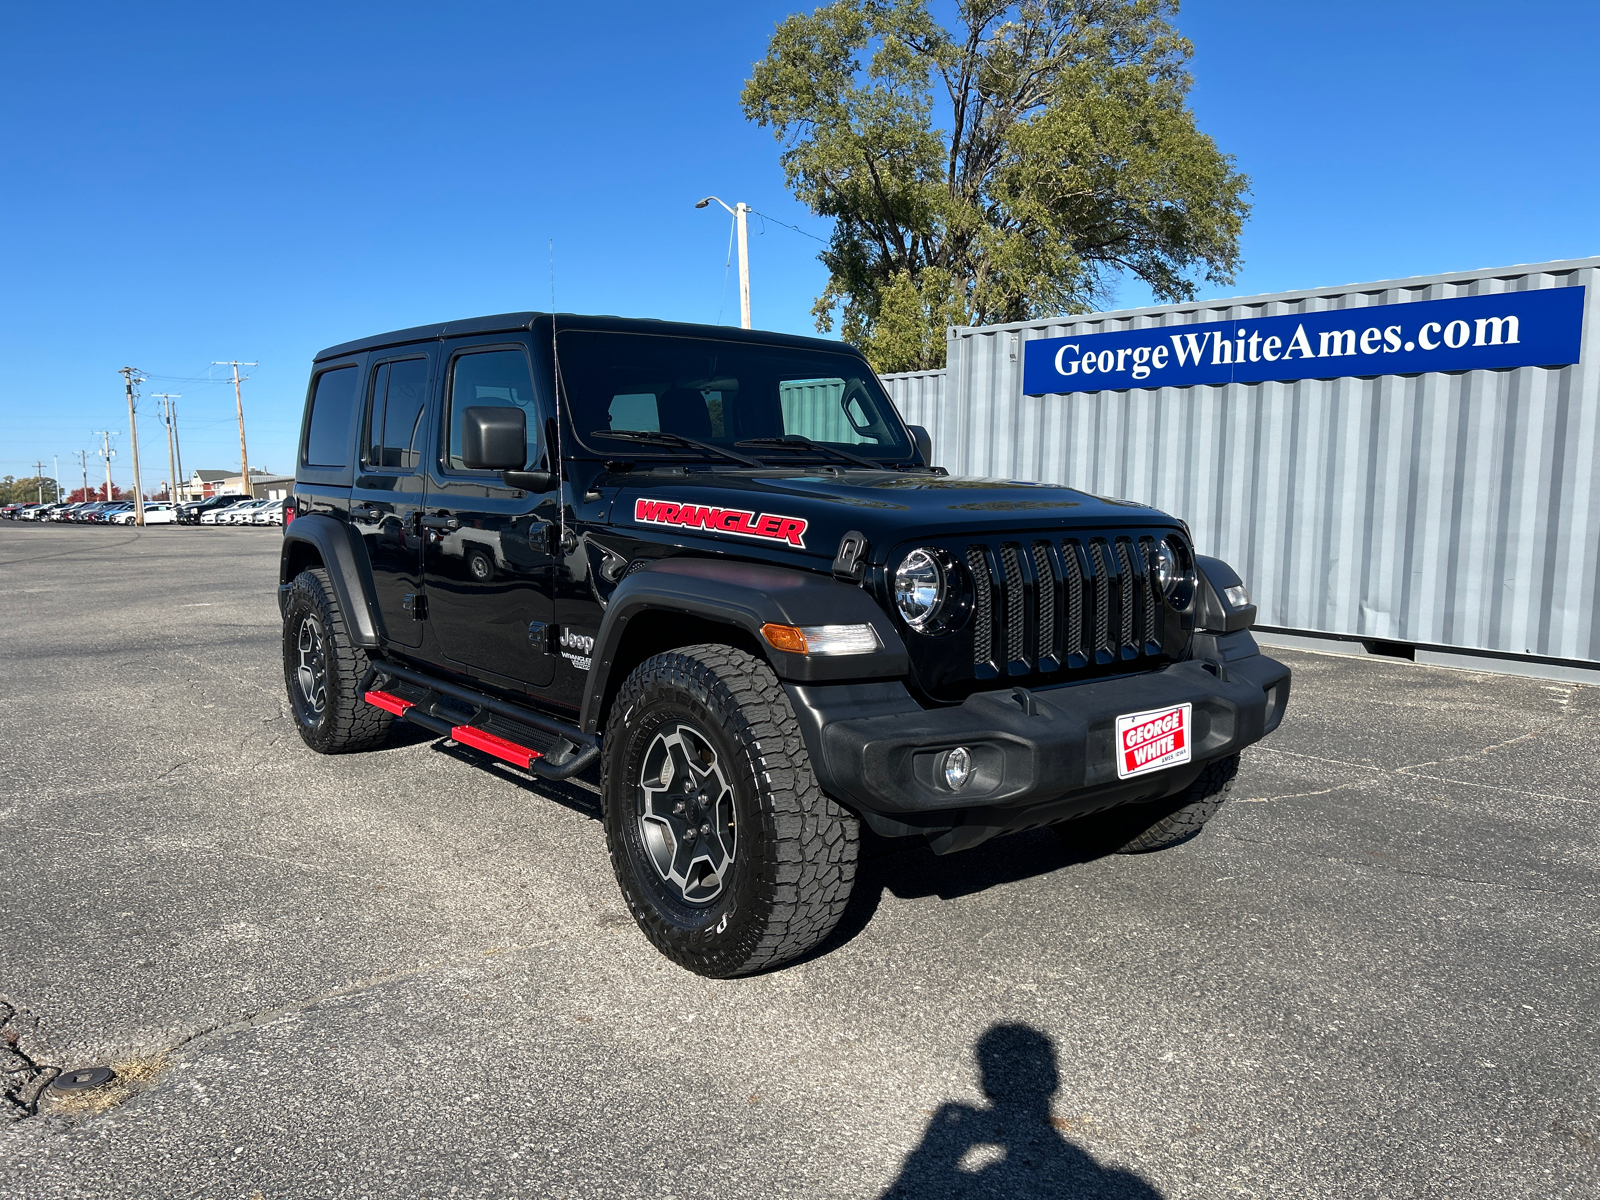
(363, 357), (430, 470)
(445, 348), (542, 471)
(304, 366), (359, 467)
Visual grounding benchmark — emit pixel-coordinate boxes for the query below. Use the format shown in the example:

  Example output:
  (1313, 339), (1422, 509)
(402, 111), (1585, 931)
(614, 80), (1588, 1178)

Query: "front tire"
(282, 568), (391, 754)
(1059, 754), (1239, 854)
(602, 645), (859, 977)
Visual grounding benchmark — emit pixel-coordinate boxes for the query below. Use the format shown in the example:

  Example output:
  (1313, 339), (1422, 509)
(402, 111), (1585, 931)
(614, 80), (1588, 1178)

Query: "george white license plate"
(1114, 702), (1192, 779)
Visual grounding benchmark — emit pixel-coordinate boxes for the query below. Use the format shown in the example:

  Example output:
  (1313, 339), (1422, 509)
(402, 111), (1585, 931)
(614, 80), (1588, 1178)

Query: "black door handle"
(419, 514), (460, 531)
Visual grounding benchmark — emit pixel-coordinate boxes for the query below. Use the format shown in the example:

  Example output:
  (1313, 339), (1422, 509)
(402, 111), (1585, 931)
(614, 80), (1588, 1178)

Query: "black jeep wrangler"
(280, 313), (1289, 976)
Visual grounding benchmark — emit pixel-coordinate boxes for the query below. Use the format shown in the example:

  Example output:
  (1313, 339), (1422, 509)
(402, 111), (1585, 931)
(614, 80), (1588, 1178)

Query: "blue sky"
(3, 1), (1596, 492)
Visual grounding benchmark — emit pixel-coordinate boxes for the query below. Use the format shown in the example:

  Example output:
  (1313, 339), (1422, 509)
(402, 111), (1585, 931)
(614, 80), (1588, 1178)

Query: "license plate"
(1115, 703), (1192, 779)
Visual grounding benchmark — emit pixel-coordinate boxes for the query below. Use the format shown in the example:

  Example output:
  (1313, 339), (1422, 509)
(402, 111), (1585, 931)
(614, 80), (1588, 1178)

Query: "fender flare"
(279, 513), (384, 647)
(579, 557), (908, 734)
(1193, 554), (1257, 634)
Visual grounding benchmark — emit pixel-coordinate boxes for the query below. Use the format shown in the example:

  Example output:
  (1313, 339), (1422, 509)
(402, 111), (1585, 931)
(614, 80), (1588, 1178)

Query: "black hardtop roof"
(314, 312), (865, 363)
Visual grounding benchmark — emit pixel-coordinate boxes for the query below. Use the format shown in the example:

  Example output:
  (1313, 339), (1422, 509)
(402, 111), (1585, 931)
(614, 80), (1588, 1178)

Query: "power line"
(750, 210), (829, 243)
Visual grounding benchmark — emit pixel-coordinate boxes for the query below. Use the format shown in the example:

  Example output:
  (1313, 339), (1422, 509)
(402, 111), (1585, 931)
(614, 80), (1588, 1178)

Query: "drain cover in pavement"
(50, 1066), (116, 1091)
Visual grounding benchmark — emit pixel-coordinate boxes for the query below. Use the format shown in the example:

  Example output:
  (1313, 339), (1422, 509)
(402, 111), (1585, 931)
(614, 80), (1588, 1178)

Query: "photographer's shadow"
(879, 1024), (1161, 1199)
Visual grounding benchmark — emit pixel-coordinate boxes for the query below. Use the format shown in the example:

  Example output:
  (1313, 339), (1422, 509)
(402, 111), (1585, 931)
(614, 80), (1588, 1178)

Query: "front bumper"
(786, 630), (1289, 852)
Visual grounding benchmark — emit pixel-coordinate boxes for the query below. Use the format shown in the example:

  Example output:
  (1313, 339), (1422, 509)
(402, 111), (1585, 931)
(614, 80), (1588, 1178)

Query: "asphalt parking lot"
(1, 524), (1596, 1198)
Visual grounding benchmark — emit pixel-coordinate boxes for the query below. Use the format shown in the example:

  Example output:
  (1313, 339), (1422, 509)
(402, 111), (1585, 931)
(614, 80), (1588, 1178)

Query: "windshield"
(558, 331), (913, 463)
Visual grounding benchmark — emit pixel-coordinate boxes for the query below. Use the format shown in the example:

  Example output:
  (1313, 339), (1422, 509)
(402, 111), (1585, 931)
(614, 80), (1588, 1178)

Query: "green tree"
(741, 0), (1250, 372)
(0, 475), (61, 504)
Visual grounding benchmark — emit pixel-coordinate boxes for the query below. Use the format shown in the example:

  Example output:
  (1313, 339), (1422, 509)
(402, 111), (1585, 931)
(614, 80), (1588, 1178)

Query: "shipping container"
(881, 257), (1600, 678)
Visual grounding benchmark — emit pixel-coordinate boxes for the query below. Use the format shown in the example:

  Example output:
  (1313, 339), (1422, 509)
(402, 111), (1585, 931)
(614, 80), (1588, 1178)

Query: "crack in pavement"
(0, 936), (573, 1125)
(1218, 831), (1594, 896)
(0, 1001), (60, 1121)
(1253, 705), (1596, 806)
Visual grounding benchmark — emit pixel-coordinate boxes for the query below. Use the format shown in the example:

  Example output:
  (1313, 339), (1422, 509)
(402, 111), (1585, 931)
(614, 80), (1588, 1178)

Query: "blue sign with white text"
(1021, 286), (1586, 396)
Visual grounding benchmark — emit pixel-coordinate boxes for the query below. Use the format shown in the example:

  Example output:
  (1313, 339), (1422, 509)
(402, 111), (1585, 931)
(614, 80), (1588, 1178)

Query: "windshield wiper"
(590, 429), (765, 468)
(733, 435), (885, 471)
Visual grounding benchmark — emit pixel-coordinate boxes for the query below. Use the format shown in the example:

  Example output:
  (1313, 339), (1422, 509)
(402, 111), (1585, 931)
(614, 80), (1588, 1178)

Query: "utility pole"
(695, 196), (752, 329)
(171, 399), (185, 501)
(94, 431), (117, 502)
(34, 461), (46, 503)
(153, 393), (181, 504)
(54, 455), (61, 504)
(77, 449), (89, 502)
(213, 360), (258, 497)
(118, 367), (148, 525)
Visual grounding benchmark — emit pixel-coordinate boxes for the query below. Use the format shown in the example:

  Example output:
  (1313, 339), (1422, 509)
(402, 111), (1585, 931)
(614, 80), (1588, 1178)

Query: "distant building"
(198, 468), (294, 500)
(182, 469), (235, 501)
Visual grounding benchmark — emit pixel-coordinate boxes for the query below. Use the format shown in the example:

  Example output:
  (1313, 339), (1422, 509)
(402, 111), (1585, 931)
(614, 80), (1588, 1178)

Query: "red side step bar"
(363, 689), (544, 769)
(450, 725), (544, 769)
(364, 689), (412, 716)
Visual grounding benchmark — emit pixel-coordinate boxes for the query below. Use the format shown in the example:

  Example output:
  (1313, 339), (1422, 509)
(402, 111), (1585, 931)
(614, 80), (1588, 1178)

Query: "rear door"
(422, 337), (557, 688)
(351, 346), (436, 648)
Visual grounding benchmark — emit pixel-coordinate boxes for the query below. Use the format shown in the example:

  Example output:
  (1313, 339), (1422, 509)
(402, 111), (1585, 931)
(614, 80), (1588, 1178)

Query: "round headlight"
(894, 548), (946, 630)
(1151, 539), (1177, 594)
(1150, 537), (1195, 609)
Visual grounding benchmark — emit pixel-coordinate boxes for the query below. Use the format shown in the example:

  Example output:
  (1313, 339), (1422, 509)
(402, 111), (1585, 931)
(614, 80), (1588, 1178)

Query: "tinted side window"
(382, 359), (429, 469)
(446, 349), (541, 471)
(304, 366), (359, 467)
(362, 358), (430, 471)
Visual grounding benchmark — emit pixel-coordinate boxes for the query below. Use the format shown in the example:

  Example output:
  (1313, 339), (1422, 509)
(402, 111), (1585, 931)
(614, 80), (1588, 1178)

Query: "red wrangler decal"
(634, 498), (808, 548)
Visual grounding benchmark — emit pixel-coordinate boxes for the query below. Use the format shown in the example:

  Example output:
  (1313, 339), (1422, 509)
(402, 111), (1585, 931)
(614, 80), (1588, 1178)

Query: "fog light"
(1223, 583), (1250, 607)
(942, 746), (973, 790)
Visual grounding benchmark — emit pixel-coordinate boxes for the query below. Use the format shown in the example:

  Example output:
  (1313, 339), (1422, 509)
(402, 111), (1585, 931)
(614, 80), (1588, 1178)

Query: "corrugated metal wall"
(890, 258), (1600, 666)
(879, 368), (947, 433)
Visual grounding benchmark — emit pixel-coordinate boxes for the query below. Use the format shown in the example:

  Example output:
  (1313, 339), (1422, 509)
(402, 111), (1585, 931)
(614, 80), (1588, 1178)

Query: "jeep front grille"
(966, 536), (1166, 677)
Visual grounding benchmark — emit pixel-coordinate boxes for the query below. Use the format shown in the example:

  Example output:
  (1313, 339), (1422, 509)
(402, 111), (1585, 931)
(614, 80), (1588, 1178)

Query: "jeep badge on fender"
(278, 312), (1291, 977)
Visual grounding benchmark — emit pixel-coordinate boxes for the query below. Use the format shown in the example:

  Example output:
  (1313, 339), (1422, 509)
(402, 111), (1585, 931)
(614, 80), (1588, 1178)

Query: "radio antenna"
(549, 238), (567, 556)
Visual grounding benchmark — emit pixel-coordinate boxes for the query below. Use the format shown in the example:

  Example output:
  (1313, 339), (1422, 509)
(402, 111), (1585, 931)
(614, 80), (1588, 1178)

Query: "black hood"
(603, 467), (1178, 567)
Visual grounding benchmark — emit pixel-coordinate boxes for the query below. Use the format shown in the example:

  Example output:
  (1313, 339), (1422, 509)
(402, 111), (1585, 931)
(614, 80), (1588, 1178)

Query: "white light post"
(696, 196), (751, 329)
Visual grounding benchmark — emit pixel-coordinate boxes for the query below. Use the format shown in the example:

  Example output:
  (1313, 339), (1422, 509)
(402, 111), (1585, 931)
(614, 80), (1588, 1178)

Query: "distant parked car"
(56, 503), (94, 521)
(200, 499), (253, 525)
(189, 494), (252, 524)
(251, 499), (287, 525)
(223, 500), (271, 524)
(90, 502), (133, 524)
(109, 502), (177, 525)
(1, 503), (30, 520)
(12, 504), (47, 520)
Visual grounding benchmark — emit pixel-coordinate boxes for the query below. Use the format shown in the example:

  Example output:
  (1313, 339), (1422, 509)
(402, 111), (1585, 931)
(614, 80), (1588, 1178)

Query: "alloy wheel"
(296, 614), (329, 715)
(637, 723), (737, 904)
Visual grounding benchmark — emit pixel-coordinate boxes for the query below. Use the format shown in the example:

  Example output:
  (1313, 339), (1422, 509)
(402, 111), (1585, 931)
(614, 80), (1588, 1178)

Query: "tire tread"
(603, 644), (857, 976)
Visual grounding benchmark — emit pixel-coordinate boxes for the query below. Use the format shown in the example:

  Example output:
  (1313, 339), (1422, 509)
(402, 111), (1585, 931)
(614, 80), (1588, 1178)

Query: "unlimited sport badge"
(1114, 702), (1191, 779)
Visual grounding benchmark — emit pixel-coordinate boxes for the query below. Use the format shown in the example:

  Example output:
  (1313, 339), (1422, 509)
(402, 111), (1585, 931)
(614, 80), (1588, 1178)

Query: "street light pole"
(695, 196), (751, 329)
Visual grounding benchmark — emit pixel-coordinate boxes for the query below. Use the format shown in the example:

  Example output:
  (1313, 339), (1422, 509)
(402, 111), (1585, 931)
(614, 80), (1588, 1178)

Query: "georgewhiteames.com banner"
(1021, 286), (1586, 396)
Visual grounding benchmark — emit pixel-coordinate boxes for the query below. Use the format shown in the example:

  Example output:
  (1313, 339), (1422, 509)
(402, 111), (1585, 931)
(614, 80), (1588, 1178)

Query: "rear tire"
(282, 568), (391, 754)
(1059, 754), (1239, 854)
(602, 645), (858, 977)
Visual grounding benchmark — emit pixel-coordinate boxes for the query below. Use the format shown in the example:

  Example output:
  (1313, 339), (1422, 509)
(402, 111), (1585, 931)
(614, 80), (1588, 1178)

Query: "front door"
(351, 348), (435, 648)
(423, 338), (557, 688)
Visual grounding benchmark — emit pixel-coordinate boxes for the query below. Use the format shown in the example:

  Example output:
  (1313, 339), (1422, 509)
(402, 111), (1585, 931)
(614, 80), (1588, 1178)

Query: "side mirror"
(461, 406), (528, 470)
(907, 424), (933, 465)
